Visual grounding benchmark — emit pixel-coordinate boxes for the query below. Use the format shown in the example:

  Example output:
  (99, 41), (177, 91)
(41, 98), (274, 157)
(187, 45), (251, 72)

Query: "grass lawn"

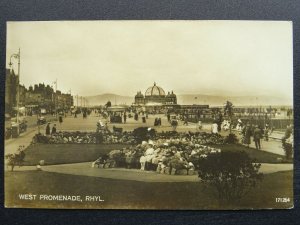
(23, 143), (130, 166)
(23, 143), (291, 166)
(5, 170), (293, 209)
(210, 144), (292, 163)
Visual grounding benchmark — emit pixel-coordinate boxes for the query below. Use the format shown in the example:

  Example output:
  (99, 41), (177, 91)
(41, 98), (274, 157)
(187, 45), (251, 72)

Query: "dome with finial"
(145, 82), (166, 96)
(135, 91), (144, 97)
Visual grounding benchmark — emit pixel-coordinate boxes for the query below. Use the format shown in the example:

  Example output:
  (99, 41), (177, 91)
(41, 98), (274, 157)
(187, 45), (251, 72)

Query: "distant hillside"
(85, 93), (292, 106)
(85, 94), (133, 106)
(177, 94), (292, 106)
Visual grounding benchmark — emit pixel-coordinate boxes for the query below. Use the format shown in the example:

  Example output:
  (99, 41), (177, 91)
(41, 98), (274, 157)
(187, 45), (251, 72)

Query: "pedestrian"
(264, 124), (269, 141)
(158, 117), (162, 126)
(217, 112), (223, 132)
(96, 122), (101, 133)
(123, 113), (127, 123)
(253, 125), (262, 150)
(45, 123), (51, 136)
(236, 119), (243, 133)
(196, 120), (202, 132)
(59, 115), (63, 124)
(171, 119), (178, 131)
(183, 115), (188, 126)
(134, 112), (138, 121)
(242, 123), (252, 148)
(154, 118), (158, 126)
(211, 121), (218, 134)
(51, 124), (57, 135)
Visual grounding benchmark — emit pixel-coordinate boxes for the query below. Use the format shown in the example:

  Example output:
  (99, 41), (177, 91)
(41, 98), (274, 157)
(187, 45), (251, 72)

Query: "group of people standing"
(210, 119), (270, 150)
(133, 111), (148, 123)
(242, 123), (270, 150)
(45, 122), (57, 136)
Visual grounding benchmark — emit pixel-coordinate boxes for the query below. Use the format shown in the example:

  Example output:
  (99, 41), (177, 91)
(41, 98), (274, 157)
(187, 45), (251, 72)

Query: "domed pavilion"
(134, 82), (177, 106)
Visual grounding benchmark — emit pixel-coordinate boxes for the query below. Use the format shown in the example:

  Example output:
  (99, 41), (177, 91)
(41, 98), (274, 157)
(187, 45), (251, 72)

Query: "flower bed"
(32, 130), (226, 145)
(32, 131), (136, 144)
(92, 138), (221, 175)
(28, 130), (230, 174)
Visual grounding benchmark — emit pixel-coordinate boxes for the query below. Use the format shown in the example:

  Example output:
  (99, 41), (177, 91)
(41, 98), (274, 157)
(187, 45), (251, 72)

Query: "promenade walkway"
(7, 162), (293, 183)
(5, 113), (287, 156)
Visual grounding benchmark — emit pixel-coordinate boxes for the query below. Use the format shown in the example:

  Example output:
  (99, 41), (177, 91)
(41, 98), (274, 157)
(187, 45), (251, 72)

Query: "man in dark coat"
(45, 123), (51, 136)
(51, 124), (57, 135)
(242, 123), (252, 147)
(142, 115), (146, 123)
(123, 113), (127, 123)
(59, 115), (63, 124)
(154, 118), (158, 126)
(253, 125), (262, 150)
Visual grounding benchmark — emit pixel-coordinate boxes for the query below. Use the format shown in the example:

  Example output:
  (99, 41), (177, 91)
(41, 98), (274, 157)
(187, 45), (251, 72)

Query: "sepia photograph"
(4, 20), (294, 209)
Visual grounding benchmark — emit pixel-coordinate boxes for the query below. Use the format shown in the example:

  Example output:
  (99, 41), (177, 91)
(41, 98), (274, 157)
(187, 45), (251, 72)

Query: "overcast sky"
(6, 21), (293, 100)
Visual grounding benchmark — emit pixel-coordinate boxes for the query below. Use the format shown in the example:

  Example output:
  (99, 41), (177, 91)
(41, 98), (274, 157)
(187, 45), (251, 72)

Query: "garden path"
(6, 162), (293, 182)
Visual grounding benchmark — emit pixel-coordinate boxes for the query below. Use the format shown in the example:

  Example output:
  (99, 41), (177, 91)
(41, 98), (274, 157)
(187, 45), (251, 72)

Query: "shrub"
(224, 133), (239, 144)
(196, 150), (263, 204)
(5, 152), (25, 172)
(132, 127), (156, 143)
(282, 139), (293, 159)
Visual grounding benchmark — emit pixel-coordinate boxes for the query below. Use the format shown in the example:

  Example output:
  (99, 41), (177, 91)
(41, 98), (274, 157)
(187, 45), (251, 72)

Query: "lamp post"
(52, 79), (58, 118)
(68, 89), (72, 109)
(9, 48), (21, 124)
(76, 94), (79, 108)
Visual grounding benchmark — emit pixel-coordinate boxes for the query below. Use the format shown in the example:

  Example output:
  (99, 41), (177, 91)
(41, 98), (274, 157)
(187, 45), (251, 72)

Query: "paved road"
(4, 115), (57, 155)
(6, 162), (293, 182)
(42, 112), (287, 156)
(46, 112), (210, 132)
(5, 114), (57, 129)
(5, 124), (44, 155)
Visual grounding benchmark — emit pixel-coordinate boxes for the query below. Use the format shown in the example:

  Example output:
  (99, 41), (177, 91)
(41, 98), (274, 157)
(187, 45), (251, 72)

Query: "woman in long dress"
(242, 123), (252, 147)
(211, 122), (218, 134)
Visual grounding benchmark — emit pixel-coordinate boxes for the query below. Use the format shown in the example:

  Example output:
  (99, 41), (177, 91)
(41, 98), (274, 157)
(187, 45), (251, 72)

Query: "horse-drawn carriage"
(107, 106), (127, 123)
(37, 116), (46, 125)
(6, 118), (28, 138)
